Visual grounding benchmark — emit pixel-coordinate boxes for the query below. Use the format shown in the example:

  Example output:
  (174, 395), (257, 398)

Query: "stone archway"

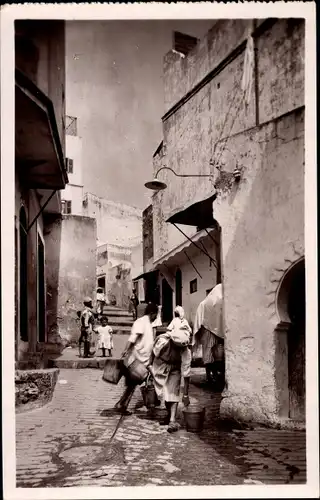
(275, 257), (305, 421)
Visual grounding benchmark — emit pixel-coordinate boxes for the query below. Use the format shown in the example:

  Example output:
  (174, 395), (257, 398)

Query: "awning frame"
(172, 222), (218, 269)
(27, 190), (57, 232)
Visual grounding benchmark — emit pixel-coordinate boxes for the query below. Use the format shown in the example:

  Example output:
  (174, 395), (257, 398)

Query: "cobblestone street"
(16, 367), (306, 488)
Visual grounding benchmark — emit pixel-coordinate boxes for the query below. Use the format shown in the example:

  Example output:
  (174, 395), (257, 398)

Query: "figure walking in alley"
(79, 296), (95, 358)
(95, 315), (113, 357)
(193, 283), (224, 389)
(150, 306), (192, 433)
(96, 287), (106, 315)
(129, 288), (139, 320)
(114, 302), (158, 413)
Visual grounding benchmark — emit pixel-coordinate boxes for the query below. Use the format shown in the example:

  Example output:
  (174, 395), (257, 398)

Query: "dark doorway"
(162, 278), (173, 324)
(19, 207), (28, 342)
(98, 276), (106, 291)
(287, 259), (305, 420)
(175, 268), (182, 306)
(37, 234), (46, 342)
(145, 271), (160, 305)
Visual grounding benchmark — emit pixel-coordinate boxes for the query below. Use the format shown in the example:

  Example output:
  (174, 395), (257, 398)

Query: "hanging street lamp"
(144, 166), (214, 191)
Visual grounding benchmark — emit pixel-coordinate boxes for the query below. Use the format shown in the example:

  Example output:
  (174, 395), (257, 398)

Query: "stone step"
(110, 325), (132, 334)
(107, 317), (134, 327)
(50, 356), (203, 370)
(50, 358), (107, 370)
(101, 308), (132, 318)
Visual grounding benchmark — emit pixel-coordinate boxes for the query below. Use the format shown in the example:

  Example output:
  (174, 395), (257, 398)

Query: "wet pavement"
(16, 366), (306, 488)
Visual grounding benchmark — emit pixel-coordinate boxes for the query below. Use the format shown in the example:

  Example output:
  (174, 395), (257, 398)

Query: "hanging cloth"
(241, 34), (254, 106)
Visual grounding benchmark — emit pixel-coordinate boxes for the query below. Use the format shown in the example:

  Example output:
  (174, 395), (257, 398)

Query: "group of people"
(78, 297), (113, 358)
(78, 283), (224, 433)
(114, 303), (193, 433)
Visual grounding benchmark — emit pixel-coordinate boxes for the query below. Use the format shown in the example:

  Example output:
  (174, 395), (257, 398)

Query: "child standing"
(79, 297), (95, 358)
(95, 315), (113, 357)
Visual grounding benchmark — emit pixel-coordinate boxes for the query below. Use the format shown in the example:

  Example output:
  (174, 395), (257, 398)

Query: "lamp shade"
(144, 178), (167, 191)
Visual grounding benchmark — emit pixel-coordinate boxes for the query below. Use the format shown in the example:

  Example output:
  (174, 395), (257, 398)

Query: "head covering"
(174, 306), (185, 319)
(83, 296), (92, 305)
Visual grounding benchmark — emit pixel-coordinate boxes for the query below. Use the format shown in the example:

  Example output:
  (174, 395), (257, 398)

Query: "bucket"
(213, 343), (224, 361)
(102, 358), (123, 385)
(140, 385), (159, 408)
(183, 405), (206, 433)
(125, 359), (149, 384)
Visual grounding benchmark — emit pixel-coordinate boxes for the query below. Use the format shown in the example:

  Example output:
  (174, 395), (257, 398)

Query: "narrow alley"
(16, 360), (306, 488)
(8, 8), (317, 498)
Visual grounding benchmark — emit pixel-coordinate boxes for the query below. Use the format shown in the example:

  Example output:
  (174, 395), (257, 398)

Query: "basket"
(102, 358), (123, 385)
(183, 405), (206, 433)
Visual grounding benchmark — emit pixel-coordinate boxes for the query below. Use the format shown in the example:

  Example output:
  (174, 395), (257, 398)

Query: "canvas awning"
(133, 269), (159, 281)
(166, 193), (217, 229)
(15, 69), (68, 190)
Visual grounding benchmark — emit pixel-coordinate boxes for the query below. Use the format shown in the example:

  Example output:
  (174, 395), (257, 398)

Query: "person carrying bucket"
(150, 306), (192, 433)
(113, 302), (158, 414)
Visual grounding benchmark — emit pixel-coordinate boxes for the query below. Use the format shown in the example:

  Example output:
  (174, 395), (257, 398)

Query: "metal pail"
(183, 405), (206, 433)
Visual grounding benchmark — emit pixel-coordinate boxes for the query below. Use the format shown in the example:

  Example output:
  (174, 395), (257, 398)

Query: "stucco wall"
(131, 242), (143, 281)
(154, 19), (304, 265)
(66, 135), (83, 186)
(216, 108), (304, 424)
(97, 241), (142, 308)
(62, 184), (84, 216)
(153, 18), (305, 424)
(163, 19), (251, 112)
(62, 135), (84, 215)
(83, 193), (142, 247)
(56, 215), (97, 343)
(43, 214), (62, 347)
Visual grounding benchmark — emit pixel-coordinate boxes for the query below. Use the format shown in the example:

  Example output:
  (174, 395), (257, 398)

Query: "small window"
(190, 279), (197, 294)
(66, 158), (74, 174)
(62, 200), (72, 215)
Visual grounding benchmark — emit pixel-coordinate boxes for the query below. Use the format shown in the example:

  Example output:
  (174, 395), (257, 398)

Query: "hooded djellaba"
(193, 283), (224, 386)
(150, 306), (192, 433)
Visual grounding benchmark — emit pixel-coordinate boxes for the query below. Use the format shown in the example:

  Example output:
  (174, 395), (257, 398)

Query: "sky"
(65, 20), (214, 210)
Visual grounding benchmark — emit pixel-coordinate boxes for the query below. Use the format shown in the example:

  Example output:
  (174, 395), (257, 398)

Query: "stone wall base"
(220, 393), (305, 430)
(15, 368), (59, 413)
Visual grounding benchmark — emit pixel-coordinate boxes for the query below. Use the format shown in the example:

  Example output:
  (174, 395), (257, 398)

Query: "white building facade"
(61, 116), (84, 216)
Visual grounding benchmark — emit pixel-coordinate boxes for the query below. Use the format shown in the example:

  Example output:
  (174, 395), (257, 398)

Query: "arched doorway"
(19, 207), (28, 342)
(277, 258), (305, 420)
(175, 268), (182, 306)
(162, 278), (173, 325)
